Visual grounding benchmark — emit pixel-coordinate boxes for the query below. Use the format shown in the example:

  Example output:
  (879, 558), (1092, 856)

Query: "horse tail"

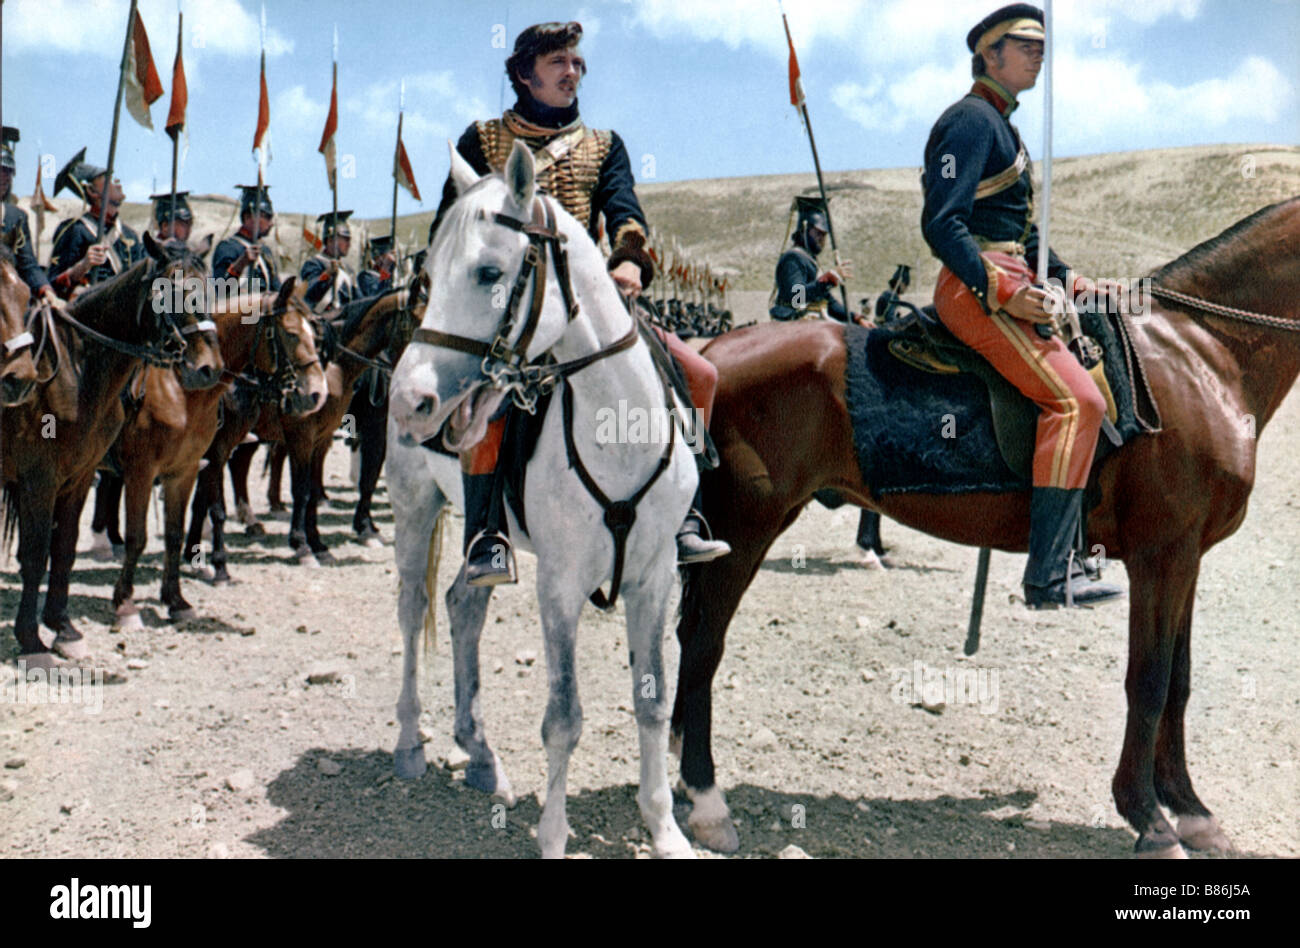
(1, 483), (18, 562)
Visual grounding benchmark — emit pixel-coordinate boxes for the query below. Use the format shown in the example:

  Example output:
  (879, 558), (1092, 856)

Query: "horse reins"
(1149, 285), (1299, 332)
(413, 193), (674, 609)
(222, 295), (320, 406)
(413, 196), (637, 414)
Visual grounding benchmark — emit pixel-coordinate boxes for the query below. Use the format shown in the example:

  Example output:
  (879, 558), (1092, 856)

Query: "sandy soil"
(2, 375), (1296, 859)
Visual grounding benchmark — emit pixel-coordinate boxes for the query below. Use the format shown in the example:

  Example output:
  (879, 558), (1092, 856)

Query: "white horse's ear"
(504, 139), (535, 212)
(448, 141), (480, 195)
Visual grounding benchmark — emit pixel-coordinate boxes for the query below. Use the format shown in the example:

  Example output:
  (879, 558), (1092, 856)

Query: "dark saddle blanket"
(843, 306), (1161, 496)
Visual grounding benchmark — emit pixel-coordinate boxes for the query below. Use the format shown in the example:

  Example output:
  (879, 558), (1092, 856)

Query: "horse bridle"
(50, 259), (214, 369)
(224, 295), (320, 407)
(413, 195), (638, 413)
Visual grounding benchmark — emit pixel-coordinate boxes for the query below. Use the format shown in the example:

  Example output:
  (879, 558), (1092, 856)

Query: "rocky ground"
(2, 379), (1297, 859)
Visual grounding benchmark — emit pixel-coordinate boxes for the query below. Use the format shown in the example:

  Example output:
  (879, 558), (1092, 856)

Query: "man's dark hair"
(971, 38), (1007, 78)
(506, 21), (585, 99)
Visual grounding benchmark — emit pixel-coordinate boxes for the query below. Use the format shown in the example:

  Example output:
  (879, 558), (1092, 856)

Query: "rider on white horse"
(427, 20), (730, 586)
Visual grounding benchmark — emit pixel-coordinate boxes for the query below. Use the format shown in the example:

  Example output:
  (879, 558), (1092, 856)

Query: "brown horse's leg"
(1113, 544), (1199, 858)
(160, 469), (201, 620)
(185, 445), (218, 578)
(268, 441), (289, 511)
(41, 473), (96, 658)
(227, 441), (263, 535)
(88, 471), (125, 558)
(1152, 575), (1232, 853)
(353, 392), (387, 539)
(673, 479), (802, 853)
(286, 432), (316, 562)
(111, 466), (154, 630)
(306, 443), (331, 559)
(13, 480), (55, 655)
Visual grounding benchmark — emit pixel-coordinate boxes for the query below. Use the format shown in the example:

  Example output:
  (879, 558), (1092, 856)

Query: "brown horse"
(2, 235), (222, 664)
(672, 197), (1300, 858)
(225, 289), (405, 564)
(108, 279), (327, 628)
(182, 278), (327, 585)
(0, 240), (39, 408)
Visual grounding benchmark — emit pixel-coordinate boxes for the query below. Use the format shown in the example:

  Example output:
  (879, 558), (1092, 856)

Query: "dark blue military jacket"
(770, 242), (849, 321)
(1, 202), (51, 293)
(212, 231), (281, 293)
(921, 77), (1069, 312)
(300, 254), (355, 313)
(48, 214), (144, 294)
(357, 268), (392, 298)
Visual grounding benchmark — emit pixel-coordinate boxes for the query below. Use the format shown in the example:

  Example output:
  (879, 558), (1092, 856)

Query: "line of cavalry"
(4, 34), (1299, 863)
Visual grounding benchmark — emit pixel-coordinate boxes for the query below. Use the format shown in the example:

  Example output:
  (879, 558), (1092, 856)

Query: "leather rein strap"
(413, 192), (678, 610)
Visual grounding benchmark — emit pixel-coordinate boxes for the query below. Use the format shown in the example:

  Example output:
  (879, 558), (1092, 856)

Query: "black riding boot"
(676, 485), (730, 565)
(1023, 487), (1123, 608)
(462, 471), (516, 587)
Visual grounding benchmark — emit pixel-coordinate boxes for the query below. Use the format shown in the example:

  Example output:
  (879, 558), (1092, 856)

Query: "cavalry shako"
(301, 210), (356, 313)
(213, 185), (281, 294)
(922, 2), (1121, 609)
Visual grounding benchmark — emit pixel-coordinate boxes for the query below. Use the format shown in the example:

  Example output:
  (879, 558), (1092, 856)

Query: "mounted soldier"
(358, 234), (396, 298)
(213, 185), (280, 294)
(770, 195), (862, 324)
(921, 3), (1121, 609)
(0, 127), (58, 304)
(150, 191), (193, 243)
(47, 149), (144, 299)
(301, 210), (355, 313)
(428, 19), (729, 586)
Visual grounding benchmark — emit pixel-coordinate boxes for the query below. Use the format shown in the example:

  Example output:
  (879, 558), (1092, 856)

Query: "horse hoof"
(687, 814), (739, 853)
(169, 607), (197, 623)
(113, 610), (144, 632)
(85, 543), (116, 562)
(53, 636), (91, 662)
(653, 831), (697, 859)
(314, 549), (336, 565)
(17, 652), (67, 671)
(245, 523), (266, 538)
(212, 571), (231, 586)
(295, 549), (320, 568)
(465, 757), (517, 807)
(393, 746), (427, 779)
(1135, 838), (1188, 859)
(1177, 815), (1232, 854)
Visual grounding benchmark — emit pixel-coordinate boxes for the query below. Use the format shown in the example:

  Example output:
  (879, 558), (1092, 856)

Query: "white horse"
(386, 140), (698, 859)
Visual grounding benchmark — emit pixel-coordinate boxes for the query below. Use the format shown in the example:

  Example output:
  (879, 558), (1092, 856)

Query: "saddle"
(841, 304), (1161, 497)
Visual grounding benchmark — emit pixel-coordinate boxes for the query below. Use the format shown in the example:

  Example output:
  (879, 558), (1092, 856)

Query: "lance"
(255, 2), (267, 252)
(329, 25), (338, 285)
(170, 9), (182, 228)
(390, 80), (403, 246)
(781, 8), (849, 320)
(98, 0), (140, 242)
(967, 0), (1054, 657)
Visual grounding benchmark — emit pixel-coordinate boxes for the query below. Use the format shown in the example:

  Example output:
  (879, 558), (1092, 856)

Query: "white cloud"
(8, 0), (292, 57)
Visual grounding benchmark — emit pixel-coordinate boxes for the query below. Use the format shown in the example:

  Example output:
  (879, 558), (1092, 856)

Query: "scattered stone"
(126, 659), (149, 670)
(239, 627), (256, 637)
(1025, 819), (1052, 832)
(224, 769), (255, 792)
(418, 727), (435, 745)
(4, 758), (26, 770)
(959, 754), (971, 766)
(493, 661), (504, 674)
(1007, 841), (1016, 852)
(153, 699), (170, 710)
(209, 842), (230, 859)
(778, 844), (810, 859)
(915, 699), (945, 715)
(516, 667), (532, 679)
(375, 772), (393, 786)
(859, 668), (875, 682)
(306, 663), (343, 685)
(515, 649), (537, 667)
(296, 625), (309, 634)
(884, 826), (898, 837)
(317, 758), (342, 777)
(769, 820), (783, 832)
(446, 747), (471, 772)
(856, 801), (871, 813)
(750, 726), (779, 751)
(855, 616), (870, 630)
(59, 801), (76, 815)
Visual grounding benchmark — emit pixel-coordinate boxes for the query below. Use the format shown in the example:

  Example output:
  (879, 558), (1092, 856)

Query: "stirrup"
(465, 529), (516, 587)
(676, 509), (730, 565)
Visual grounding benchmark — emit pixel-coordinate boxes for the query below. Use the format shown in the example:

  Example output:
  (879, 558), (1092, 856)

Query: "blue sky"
(4, 0), (1298, 220)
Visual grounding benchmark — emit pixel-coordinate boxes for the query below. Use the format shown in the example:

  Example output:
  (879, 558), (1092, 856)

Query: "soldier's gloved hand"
(1003, 284), (1054, 325)
(86, 245), (109, 268)
(242, 244), (261, 265)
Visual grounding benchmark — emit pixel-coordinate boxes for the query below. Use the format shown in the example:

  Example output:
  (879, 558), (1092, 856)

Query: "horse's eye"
(477, 266), (503, 286)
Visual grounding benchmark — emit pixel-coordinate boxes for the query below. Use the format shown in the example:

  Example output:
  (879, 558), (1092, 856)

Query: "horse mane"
(332, 289), (397, 341)
(1151, 196), (1300, 291)
(67, 257), (153, 323)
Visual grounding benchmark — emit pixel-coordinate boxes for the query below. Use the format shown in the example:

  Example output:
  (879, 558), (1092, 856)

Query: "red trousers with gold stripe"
(933, 254), (1105, 490)
(460, 325), (718, 476)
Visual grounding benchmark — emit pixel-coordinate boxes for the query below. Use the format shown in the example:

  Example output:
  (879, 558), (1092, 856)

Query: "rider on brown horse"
(428, 20), (730, 586)
(0, 127), (59, 305)
(213, 185), (281, 294)
(771, 196), (862, 324)
(922, 3), (1123, 609)
(47, 150), (144, 299)
(301, 211), (357, 313)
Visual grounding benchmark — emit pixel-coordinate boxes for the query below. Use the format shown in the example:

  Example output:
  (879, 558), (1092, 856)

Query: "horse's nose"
(415, 394), (437, 417)
(310, 390), (323, 408)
